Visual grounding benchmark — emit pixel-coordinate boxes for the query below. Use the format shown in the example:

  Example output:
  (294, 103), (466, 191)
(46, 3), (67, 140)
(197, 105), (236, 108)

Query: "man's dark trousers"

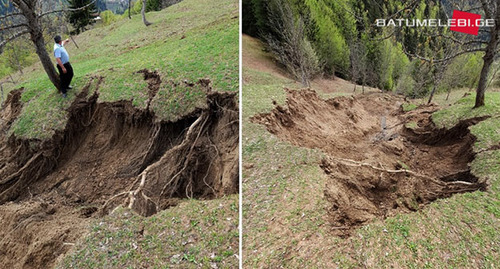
(56, 62), (73, 94)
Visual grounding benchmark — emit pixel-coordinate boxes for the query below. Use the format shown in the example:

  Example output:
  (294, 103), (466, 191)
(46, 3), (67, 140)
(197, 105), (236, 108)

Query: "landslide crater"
(0, 74), (238, 268)
(252, 89), (487, 237)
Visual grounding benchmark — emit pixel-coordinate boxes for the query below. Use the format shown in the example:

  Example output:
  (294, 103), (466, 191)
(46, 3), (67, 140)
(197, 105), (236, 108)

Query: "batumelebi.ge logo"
(376, 10), (495, 36)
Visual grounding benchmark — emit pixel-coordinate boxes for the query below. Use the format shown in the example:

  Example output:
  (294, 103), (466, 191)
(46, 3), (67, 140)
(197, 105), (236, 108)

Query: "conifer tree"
(67, 0), (97, 34)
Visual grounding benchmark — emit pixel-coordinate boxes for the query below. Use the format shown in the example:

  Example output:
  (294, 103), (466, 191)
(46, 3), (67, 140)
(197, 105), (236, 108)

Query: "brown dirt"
(242, 34), (289, 80)
(137, 69), (162, 109)
(251, 88), (487, 237)
(0, 74), (238, 268)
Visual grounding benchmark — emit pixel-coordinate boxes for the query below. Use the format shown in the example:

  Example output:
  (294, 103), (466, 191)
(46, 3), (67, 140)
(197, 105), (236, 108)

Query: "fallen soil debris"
(0, 74), (238, 268)
(252, 89), (487, 236)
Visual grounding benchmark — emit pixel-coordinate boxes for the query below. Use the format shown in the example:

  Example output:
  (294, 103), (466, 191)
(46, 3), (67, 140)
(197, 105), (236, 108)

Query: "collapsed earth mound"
(0, 76), (238, 268)
(252, 89), (487, 236)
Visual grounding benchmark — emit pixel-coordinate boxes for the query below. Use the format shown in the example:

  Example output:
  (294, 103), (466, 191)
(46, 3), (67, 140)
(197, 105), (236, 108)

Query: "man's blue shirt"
(54, 43), (69, 64)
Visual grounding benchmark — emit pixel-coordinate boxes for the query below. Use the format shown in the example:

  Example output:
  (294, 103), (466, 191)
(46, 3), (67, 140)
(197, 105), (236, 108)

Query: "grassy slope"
(1, 0), (239, 268)
(58, 197), (239, 268)
(4, 0), (238, 140)
(242, 35), (499, 268)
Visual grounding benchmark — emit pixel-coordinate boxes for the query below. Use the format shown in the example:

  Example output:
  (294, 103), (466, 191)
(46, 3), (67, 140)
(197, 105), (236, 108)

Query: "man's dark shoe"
(62, 93), (67, 98)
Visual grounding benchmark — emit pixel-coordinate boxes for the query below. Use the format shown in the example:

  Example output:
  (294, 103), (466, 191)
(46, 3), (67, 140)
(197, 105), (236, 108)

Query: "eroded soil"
(0, 74), (238, 268)
(252, 89), (487, 236)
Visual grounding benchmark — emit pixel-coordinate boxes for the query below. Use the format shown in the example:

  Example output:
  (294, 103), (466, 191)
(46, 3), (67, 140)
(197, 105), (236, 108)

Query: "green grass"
(402, 103), (417, 112)
(470, 118), (500, 153)
(243, 36), (500, 268)
(405, 121), (418, 129)
(150, 81), (207, 122)
(57, 196), (239, 268)
(432, 92), (500, 129)
(4, 0), (238, 140)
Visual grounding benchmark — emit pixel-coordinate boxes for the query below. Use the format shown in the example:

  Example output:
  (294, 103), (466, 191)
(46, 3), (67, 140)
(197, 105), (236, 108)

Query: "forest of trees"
(243, 0), (500, 107)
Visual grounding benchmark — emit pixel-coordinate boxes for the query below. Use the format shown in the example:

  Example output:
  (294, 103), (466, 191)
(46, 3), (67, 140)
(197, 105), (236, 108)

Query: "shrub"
(100, 10), (118, 26)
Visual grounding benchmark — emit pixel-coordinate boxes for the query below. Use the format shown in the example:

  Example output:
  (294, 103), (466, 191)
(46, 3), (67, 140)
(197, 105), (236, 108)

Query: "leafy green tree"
(304, 0), (354, 77)
(67, 0), (98, 34)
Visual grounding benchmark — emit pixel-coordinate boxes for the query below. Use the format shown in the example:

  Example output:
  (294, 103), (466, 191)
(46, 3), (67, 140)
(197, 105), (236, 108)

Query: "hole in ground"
(0, 77), (238, 268)
(252, 89), (488, 237)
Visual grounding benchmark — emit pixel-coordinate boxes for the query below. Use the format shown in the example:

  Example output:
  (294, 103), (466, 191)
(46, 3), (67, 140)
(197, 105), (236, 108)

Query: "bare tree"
(425, 37), (460, 104)
(264, 0), (319, 86)
(406, 0), (500, 108)
(6, 41), (25, 75)
(0, 0), (96, 91)
(141, 0), (152, 26)
(350, 40), (368, 93)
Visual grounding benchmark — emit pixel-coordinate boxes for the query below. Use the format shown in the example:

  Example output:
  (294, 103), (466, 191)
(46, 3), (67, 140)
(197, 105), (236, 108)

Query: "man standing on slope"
(54, 35), (73, 98)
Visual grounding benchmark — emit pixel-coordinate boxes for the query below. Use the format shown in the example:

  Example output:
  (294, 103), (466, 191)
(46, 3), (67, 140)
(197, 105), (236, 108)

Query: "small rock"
(170, 254), (182, 264)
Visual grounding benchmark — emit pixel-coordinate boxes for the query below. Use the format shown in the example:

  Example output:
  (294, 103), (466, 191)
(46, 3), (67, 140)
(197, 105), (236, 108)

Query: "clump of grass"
(405, 121), (418, 129)
(402, 103), (417, 112)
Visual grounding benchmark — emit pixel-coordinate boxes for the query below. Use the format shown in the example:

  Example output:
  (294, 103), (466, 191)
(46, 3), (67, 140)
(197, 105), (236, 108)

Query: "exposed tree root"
(325, 156), (481, 188)
(97, 91), (238, 216)
(0, 76), (238, 269)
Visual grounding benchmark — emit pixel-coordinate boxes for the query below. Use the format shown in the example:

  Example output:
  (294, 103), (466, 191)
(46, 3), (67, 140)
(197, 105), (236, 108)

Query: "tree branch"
(38, 0), (97, 17)
(373, 29), (397, 41)
(0, 12), (23, 21)
(0, 23), (28, 32)
(462, 5), (484, 13)
(0, 29), (29, 50)
(428, 33), (488, 46)
(403, 46), (486, 63)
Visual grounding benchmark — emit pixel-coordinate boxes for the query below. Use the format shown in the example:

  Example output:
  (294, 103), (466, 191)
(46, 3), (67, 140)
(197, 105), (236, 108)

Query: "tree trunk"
(141, 0), (152, 26)
(14, 0), (60, 90)
(475, 47), (495, 108)
(128, 0), (131, 19)
(428, 72), (444, 104)
(31, 31), (60, 91)
(427, 84), (437, 104)
(353, 84), (356, 92)
(475, 12), (500, 108)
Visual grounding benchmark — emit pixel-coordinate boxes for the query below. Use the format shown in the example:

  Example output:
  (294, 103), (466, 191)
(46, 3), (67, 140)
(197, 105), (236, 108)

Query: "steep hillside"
(0, 0), (239, 268)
